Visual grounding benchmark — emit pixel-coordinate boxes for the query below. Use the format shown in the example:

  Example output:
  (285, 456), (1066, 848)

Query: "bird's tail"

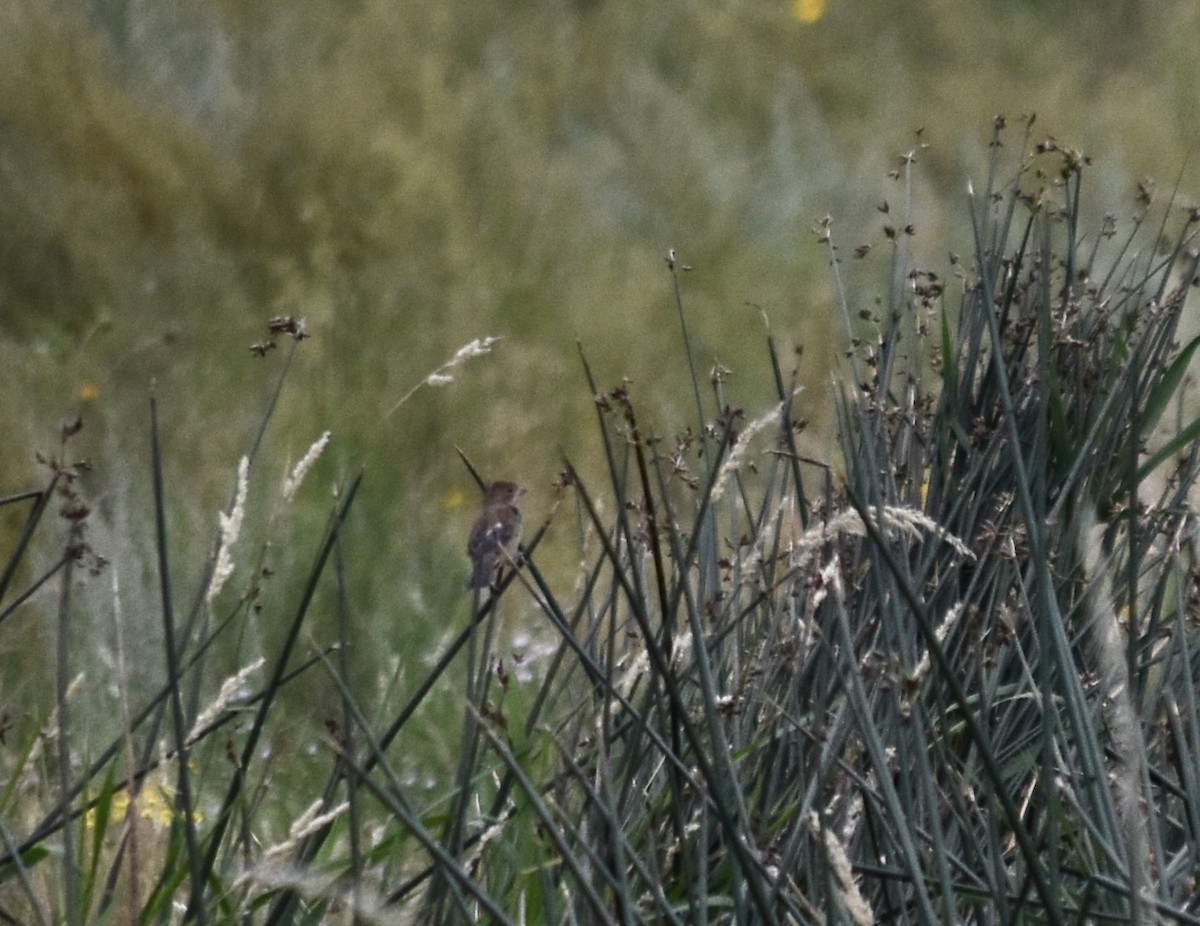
(466, 561), (492, 589)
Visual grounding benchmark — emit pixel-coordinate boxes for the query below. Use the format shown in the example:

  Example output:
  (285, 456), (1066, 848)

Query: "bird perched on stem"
(466, 481), (525, 589)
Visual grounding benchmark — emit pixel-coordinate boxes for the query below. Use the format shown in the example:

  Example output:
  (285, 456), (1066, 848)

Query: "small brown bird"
(466, 481), (525, 589)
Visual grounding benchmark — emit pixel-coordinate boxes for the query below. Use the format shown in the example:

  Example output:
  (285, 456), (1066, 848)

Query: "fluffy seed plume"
(810, 812), (875, 926)
(282, 431), (331, 502)
(711, 388), (802, 502)
(384, 336), (501, 419)
(189, 657), (265, 744)
(909, 601), (966, 684)
(261, 799), (350, 861)
(207, 456), (249, 604)
(790, 504), (975, 575)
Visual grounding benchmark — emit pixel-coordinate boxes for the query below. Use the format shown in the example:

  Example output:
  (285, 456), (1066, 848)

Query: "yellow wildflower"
(793, 0), (826, 24)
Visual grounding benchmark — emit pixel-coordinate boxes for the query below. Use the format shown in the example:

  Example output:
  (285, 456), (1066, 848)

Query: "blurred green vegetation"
(3, 0), (1200, 741)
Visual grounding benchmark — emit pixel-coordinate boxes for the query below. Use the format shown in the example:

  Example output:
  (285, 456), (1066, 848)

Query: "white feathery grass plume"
(789, 508), (867, 574)
(909, 600), (966, 685)
(282, 431), (331, 502)
(1075, 506), (1158, 912)
(207, 456), (249, 604)
(445, 337), (500, 366)
(881, 505), (975, 559)
(188, 657), (265, 744)
(809, 551), (841, 613)
(809, 811), (875, 926)
(790, 504), (975, 576)
(711, 388), (802, 503)
(461, 818), (507, 873)
(261, 799), (350, 861)
(384, 335), (501, 419)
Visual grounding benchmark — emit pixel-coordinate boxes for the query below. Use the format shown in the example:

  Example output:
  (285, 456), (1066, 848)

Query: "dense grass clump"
(2, 120), (1200, 923)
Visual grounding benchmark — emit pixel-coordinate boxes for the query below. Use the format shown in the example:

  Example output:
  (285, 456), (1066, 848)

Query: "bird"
(466, 481), (525, 589)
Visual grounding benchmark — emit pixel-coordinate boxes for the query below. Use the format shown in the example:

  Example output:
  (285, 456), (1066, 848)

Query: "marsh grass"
(3, 123), (1200, 923)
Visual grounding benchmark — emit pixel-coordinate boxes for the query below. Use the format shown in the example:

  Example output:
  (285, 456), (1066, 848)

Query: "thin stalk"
(55, 553), (79, 926)
(150, 396), (205, 924)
